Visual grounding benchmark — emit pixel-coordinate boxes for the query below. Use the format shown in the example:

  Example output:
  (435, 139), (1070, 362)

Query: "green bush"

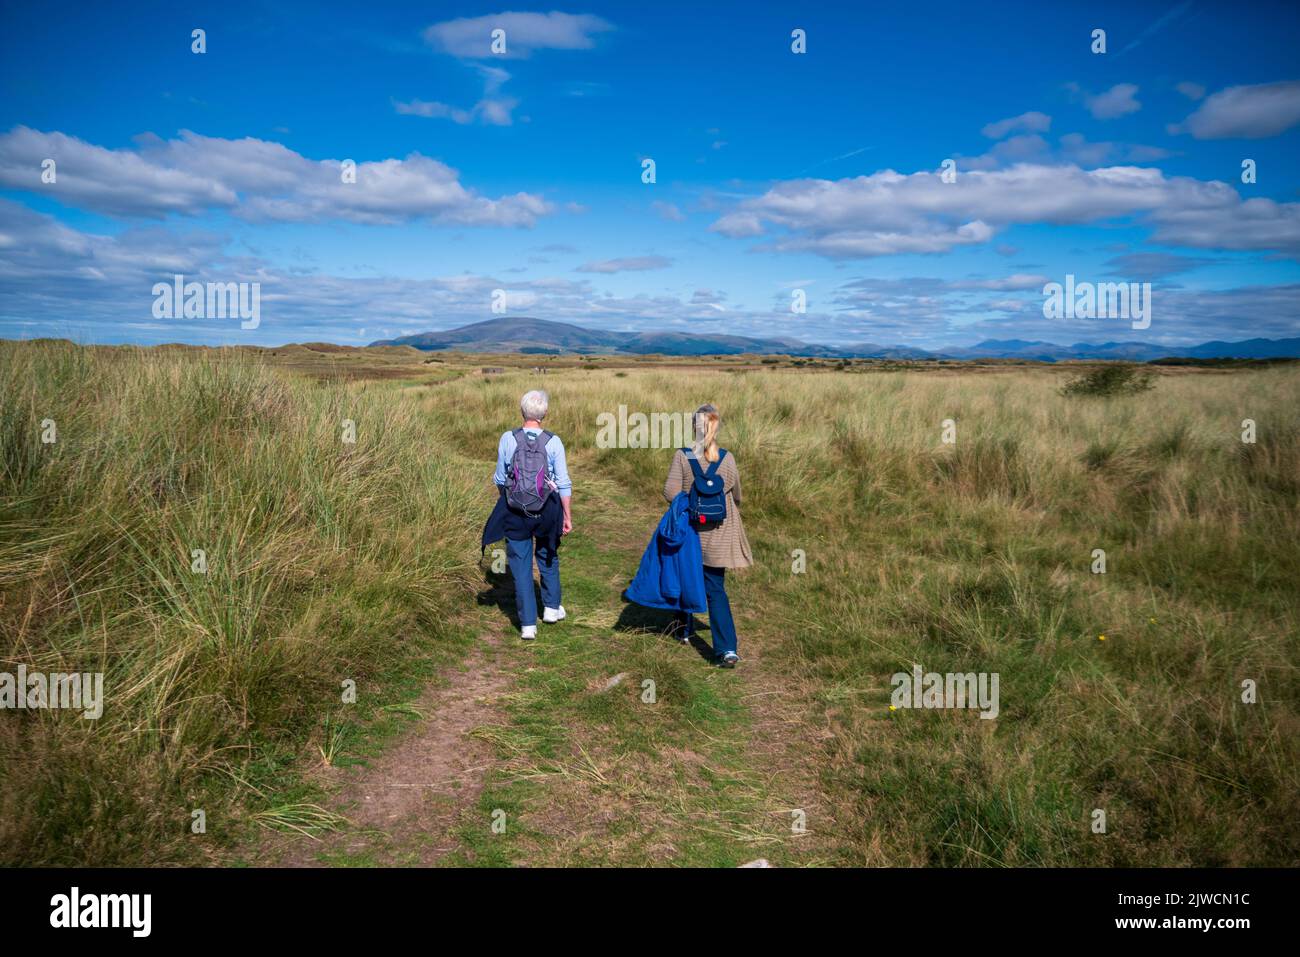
(1061, 363), (1155, 397)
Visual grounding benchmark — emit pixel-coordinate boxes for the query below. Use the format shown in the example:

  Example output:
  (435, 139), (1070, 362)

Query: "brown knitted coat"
(662, 449), (753, 569)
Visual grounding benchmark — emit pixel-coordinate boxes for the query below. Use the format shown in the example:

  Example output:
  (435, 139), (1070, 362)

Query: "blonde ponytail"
(693, 404), (721, 464)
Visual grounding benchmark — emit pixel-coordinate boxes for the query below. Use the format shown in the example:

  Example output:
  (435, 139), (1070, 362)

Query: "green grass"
(0, 340), (482, 865)
(3, 341), (1297, 867)
(424, 361), (1300, 866)
(446, 478), (787, 867)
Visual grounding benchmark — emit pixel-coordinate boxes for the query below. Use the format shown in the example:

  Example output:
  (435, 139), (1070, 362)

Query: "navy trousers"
(677, 565), (737, 657)
(506, 536), (560, 627)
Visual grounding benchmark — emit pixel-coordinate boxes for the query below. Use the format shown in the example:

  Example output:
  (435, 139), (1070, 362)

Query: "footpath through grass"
(445, 460), (833, 867)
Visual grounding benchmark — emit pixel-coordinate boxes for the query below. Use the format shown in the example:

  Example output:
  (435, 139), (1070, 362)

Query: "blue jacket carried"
(625, 493), (707, 613)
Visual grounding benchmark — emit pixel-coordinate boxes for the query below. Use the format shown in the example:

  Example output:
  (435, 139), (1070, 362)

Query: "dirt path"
(253, 623), (511, 867)
(249, 447), (839, 867)
(450, 468), (841, 866)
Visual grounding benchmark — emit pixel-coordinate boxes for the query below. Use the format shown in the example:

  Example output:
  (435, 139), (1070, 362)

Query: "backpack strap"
(683, 448), (724, 480)
(515, 428), (551, 449)
(683, 448), (704, 481)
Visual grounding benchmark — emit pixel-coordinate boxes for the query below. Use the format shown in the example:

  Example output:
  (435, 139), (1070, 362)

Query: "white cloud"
(952, 274), (1051, 291)
(394, 96), (518, 126)
(576, 255), (673, 273)
(981, 111), (1051, 139)
(2, 201), (1295, 348)
(709, 211), (765, 238)
(651, 201), (685, 221)
(0, 127), (552, 226)
(1085, 83), (1142, 120)
(1175, 81), (1205, 101)
(1150, 196), (1300, 252)
(1171, 80), (1300, 139)
(710, 163), (1300, 259)
(959, 131), (1170, 173)
(394, 64), (518, 126)
(422, 11), (613, 59)
(394, 99), (475, 123)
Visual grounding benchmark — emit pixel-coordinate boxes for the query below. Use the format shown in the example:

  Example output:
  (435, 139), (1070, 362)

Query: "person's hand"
(562, 514), (573, 535)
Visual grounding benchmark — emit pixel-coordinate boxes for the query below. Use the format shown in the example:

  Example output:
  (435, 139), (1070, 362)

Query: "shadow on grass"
(476, 568), (531, 629)
(614, 592), (716, 661)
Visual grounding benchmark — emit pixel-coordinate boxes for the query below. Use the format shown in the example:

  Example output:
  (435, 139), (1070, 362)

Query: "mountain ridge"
(368, 318), (1300, 361)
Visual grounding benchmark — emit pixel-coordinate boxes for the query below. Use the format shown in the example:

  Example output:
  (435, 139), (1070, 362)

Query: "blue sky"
(2, 0), (1299, 348)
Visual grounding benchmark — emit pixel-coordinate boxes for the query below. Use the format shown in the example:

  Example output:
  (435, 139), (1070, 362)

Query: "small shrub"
(1061, 364), (1155, 397)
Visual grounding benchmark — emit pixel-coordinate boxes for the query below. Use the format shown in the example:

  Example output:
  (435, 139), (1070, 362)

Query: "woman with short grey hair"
(481, 389), (573, 641)
(519, 389), (549, 421)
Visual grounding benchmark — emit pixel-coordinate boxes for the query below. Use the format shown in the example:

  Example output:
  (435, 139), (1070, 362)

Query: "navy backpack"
(683, 448), (728, 528)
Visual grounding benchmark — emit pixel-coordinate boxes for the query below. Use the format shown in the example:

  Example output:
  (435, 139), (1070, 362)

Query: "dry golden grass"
(3, 340), (1296, 866)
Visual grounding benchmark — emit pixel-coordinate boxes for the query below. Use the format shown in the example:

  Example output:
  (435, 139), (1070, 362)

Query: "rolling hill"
(368, 318), (1300, 361)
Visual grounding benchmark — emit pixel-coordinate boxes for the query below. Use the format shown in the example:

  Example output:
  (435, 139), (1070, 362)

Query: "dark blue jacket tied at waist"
(481, 485), (563, 555)
(625, 493), (707, 613)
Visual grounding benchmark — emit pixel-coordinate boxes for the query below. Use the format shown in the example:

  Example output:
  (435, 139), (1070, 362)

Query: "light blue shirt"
(494, 428), (572, 499)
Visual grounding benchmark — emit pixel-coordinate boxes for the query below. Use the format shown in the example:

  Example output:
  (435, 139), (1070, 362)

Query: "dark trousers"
(677, 565), (738, 657)
(506, 536), (560, 626)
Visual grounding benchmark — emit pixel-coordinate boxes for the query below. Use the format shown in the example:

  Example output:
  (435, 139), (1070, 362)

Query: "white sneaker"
(520, 625), (537, 641)
(542, 605), (566, 624)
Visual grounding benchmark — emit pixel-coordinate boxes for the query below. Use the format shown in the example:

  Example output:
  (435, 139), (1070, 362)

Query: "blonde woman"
(662, 404), (752, 667)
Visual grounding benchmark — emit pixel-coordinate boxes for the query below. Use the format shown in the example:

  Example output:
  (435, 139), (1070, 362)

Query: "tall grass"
(0, 341), (481, 865)
(426, 363), (1300, 865)
(4, 345), (1297, 866)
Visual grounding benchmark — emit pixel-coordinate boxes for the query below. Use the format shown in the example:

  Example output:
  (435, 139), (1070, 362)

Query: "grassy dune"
(0, 341), (482, 865)
(420, 360), (1300, 865)
(2, 340), (1296, 866)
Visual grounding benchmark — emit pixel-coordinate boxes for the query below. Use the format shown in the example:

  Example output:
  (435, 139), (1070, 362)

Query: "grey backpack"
(505, 428), (556, 514)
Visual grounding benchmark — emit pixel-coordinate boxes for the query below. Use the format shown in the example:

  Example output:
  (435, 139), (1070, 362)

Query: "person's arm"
(493, 431), (512, 488)
(549, 436), (574, 534)
(662, 450), (689, 503)
(729, 456), (742, 506)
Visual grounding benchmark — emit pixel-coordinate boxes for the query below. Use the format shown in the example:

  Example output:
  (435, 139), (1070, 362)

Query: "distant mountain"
(375, 318), (622, 353)
(368, 318), (1300, 362)
(1182, 337), (1300, 359)
(372, 318), (843, 357)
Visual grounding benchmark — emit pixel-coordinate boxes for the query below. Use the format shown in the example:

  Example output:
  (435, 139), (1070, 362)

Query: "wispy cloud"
(981, 112), (1051, 139)
(395, 64), (518, 125)
(651, 201), (685, 221)
(1079, 83), (1142, 120)
(576, 255), (673, 273)
(1115, 0), (1195, 58)
(422, 11), (614, 59)
(799, 145), (874, 175)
